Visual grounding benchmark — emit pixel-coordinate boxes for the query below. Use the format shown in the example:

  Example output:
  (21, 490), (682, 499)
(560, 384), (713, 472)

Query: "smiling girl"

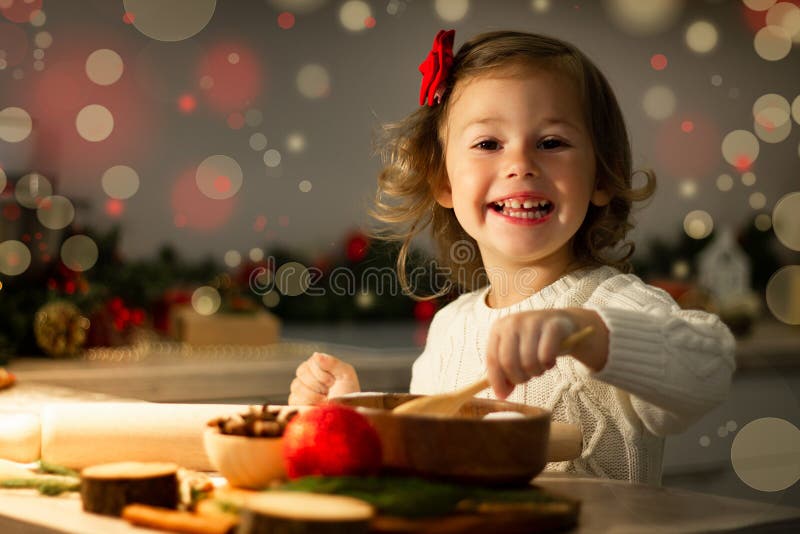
(290, 30), (735, 486)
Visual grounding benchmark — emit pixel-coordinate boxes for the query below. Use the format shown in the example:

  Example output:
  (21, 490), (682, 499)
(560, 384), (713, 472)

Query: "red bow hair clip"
(418, 29), (455, 106)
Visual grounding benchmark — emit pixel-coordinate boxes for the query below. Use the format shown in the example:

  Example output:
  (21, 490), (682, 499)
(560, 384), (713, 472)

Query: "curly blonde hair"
(371, 31), (655, 299)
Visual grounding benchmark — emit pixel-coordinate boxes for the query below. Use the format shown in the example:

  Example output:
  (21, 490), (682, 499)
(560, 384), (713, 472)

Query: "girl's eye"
(538, 138), (567, 150)
(474, 140), (500, 151)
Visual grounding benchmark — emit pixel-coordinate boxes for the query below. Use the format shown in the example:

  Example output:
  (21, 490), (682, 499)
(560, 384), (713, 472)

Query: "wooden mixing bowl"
(331, 393), (553, 485)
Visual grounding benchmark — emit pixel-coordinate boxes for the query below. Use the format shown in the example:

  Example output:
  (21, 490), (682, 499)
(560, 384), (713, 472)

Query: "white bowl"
(203, 427), (286, 489)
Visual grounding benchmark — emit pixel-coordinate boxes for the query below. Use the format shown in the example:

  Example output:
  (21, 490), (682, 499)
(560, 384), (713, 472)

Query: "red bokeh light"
(655, 113), (719, 179)
(413, 300), (437, 322)
(650, 53), (668, 71)
(740, 0), (800, 34)
(364, 16), (376, 29)
(178, 93), (197, 113)
(1, 0), (42, 24)
(2, 204), (20, 221)
(734, 155), (753, 172)
(122, 12), (135, 24)
(214, 175), (231, 193)
(254, 214), (267, 231)
(106, 199), (124, 217)
(278, 12), (295, 29)
(171, 168), (236, 231)
(681, 120), (694, 133)
(226, 112), (245, 130)
(197, 43), (263, 114)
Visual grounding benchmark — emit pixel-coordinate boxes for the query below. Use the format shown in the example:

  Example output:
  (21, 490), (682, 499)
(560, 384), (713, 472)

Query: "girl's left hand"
(486, 309), (607, 399)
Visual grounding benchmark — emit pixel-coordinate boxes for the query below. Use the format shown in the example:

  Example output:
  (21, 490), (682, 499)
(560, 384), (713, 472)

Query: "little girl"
(289, 30), (736, 486)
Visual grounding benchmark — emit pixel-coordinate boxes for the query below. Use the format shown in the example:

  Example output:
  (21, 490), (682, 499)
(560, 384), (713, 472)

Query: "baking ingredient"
(80, 461), (179, 516)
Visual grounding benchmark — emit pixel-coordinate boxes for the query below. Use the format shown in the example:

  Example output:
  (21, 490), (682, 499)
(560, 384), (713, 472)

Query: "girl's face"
(437, 69), (609, 275)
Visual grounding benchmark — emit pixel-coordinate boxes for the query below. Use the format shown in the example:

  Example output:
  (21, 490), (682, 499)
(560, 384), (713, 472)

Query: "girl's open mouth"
(489, 198), (554, 221)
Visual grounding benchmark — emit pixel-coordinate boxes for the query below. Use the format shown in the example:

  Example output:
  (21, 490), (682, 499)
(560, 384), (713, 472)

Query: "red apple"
(282, 404), (382, 479)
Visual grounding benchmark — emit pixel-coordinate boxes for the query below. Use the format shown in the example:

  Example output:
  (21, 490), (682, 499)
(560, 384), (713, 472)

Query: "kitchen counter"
(0, 472), (798, 533)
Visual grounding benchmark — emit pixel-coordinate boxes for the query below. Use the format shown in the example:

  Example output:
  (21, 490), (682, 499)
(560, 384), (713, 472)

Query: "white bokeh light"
(716, 173), (734, 191)
(731, 417), (800, 492)
(15, 172), (53, 208)
(754, 25), (792, 61)
(263, 149), (282, 168)
(192, 286), (221, 316)
(0, 107), (33, 143)
(196, 155), (243, 200)
(249, 133), (267, 151)
(339, 0), (371, 31)
(721, 129), (760, 168)
(286, 132), (306, 153)
(642, 85), (676, 120)
(0, 240), (31, 276)
(102, 165), (140, 200)
(36, 196), (75, 230)
(123, 0), (217, 42)
(299, 180), (312, 193)
(76, 104), (114, 142)
(766, 265), (800, 325)
(86, 49), (124, 86)
(685, 20), (718, 53)
(61, 235), (99, 272)
(683, 210), (714, 239)
(296, 64), (331, 99)
(224, 250), (241, 268)
(772, 192), (800, 251)
(435, 0), (469, 22)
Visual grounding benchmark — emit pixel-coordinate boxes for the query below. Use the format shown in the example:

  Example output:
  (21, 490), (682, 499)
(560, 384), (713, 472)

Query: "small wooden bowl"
(203, 428), (285, 489)
(331, 393), (551, 485)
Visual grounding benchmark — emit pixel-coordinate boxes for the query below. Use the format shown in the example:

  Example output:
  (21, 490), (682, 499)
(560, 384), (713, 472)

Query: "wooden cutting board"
(214, 483), (580, 534)
(370, 486), (580, 533)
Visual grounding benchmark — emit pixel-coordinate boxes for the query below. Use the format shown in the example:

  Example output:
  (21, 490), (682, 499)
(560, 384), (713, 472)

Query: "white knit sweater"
(409, 266), (736, 486)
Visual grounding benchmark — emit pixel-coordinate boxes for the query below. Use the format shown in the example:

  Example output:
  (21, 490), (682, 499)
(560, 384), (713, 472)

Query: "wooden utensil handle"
(560, 325), (594, 352)
(545, 422), (583, 462)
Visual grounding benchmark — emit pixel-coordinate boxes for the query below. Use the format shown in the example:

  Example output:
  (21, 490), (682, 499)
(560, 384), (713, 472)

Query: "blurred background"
(0, 0), (799, 508)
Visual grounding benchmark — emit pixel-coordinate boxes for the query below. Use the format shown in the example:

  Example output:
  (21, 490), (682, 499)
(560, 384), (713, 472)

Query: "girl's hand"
(288, 352), (361, 405)
(486, 309), (608, 399)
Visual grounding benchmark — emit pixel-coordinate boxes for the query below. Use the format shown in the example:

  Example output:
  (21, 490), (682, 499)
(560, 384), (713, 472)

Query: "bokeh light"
(192, 285), (221, 316)
(244, 108), (263, 127)
(299, 179), (312, 193)
(173, 168), (236, 231)
(792, 94), (800, 124)
(275, 261), (311, 296)
(249, 133), (268, 151)
(29, 8), (45, 27)
(531, 0), (551, 13)
(262, 290), (280, 308)
(754, 213), (772, 231)
(224, 249), (241, 268)
(642, 85), (676, 120)
(34, 30), (51, 49)
(754, 25), (792, 60)
(15, 172), (52, 208)
(76, 104), (114, 142)
(297, 63), (331, 99)
(749, 191), (767, 209)
(86, 49), (124, 86)
(731, 417), (800, 492)
(339, 0), (372, 31)
(277, 12), (295, 29)
(685, 20), (718, 53)
(741, 171), (757, 186)
(0, 240), (31, 276)
(772, 192), (800, 250)
(36, 196), (75, 230)
(753, 93), (792, 143)
(61, 235), (99, 272)
(102, 165), (140, 200)
(743, 0), (777, 10)
(766, 265), (800, 324)
(0, 106), (32, 143)
(263, 149), (282, 168)
(122, 0), (216, 42)
(435, 0), (469, 22)
(683, 210), (714, 239)
(767, 1), (800, 42)
(603, 0), (685, 36)
(197, 43), (262, 114)
(721, 129), (759, 170)
(196, 155), (243, 200)
(0, 0), (42, 23)
(711, 74), (723, 86)
(286, 132), (306, 153)
(249, 248), (264, 262)
(679, 180), (697, 198)
(650, 53), (668, 70)
(0, 167), (6, 193)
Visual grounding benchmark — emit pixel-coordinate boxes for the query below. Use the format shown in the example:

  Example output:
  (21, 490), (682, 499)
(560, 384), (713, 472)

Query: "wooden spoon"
(393, 325), (594, 417)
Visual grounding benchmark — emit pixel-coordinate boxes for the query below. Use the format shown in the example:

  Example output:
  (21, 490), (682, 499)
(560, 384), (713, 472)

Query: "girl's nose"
(505, 148), (538, 179)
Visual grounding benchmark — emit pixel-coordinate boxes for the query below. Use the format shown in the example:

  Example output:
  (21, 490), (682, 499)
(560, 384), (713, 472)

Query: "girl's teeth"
(523, 199), (535, 209)
(510, 200), (521, 209)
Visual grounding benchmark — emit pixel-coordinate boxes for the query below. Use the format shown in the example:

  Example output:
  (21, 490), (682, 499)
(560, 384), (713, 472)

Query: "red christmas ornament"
(345, 232), (370, 263)
(282, 405), (382, 479)
(413, 299), (437, 322)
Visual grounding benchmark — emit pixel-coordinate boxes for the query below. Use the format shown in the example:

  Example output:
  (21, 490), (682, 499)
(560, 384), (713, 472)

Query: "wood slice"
(238, 491), (374, 534)
(80, 461), (179, 517)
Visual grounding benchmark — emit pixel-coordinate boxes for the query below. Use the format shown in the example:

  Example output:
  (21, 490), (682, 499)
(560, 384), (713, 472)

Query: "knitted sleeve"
(578, 274), (737, 437)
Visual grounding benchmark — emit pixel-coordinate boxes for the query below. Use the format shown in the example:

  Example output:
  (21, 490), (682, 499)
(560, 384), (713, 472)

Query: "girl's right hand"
(288, 352), (361, 405)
